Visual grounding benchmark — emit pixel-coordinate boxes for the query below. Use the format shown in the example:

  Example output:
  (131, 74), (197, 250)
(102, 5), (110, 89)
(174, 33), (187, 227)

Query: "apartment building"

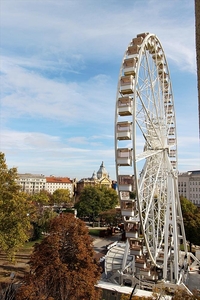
(17, 173), (74, 197)
(17, 173), (46, 194)
(46, 176), (74, 197)
(178, 170), (200, 207)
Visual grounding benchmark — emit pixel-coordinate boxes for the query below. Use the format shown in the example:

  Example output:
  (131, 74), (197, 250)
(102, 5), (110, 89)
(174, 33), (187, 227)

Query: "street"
(92, 231), (122, 256)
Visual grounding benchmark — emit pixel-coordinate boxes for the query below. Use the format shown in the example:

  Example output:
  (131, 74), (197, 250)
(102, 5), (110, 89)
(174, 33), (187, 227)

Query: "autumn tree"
(16, 214), (101, 300)
(0, 152), (32, 260)
(180, 196), (200, 251)
(75, 185), (119, 221)
(52, 188), (71, 206)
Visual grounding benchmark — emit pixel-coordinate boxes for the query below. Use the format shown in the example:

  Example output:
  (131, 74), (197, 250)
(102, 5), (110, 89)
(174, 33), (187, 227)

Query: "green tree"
(30, 189), (52, 206)
(180, 196), (200, 251)
(100, 185), (119, 211)
(52, 188), (71, 206)
(16, 214), (101, 300)
(30, 207), (57, 241)
(27, 190), (54, 240)
(99, 208), (122, 226)
(75, 185), (119, 222)
(0, 152), (32, 259)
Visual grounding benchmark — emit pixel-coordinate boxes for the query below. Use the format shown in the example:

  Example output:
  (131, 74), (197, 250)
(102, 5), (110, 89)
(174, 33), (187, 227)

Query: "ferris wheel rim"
(114, 32), (184, 275)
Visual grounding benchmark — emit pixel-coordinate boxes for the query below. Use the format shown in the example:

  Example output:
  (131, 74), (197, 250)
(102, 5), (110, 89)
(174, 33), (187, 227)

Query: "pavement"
(187, 271), (200, 292)
(91, 229), (123, 259)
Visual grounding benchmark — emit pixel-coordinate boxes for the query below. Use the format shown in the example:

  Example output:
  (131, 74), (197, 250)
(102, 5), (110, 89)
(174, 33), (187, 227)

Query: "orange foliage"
(16, 214), (101, 300)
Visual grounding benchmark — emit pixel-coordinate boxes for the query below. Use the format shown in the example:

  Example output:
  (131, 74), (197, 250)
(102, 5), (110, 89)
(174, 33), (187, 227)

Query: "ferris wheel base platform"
(96, 280), (194, 299)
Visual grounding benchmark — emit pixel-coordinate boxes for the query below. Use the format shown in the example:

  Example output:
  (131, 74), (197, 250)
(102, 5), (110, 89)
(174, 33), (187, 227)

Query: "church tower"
(97, 161), (109, 179)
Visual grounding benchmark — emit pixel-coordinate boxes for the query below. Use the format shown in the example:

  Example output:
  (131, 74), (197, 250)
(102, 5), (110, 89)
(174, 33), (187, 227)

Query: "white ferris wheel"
(112, 32), (189, 289)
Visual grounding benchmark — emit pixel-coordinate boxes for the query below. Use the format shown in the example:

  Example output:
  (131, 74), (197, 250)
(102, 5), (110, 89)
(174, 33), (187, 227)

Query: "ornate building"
(76, 162), (112, 200)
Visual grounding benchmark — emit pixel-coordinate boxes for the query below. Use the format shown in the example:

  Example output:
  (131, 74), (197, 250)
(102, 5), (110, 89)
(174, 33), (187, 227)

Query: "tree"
(100, 185), (119, 211)
(0, 152), (32, 260)
(180, 196), (200, 251)
(99, 208), (122, 226)
(29, 189), (52, 206)
(16, 214), (101, 300)
(28, 190), (56, 240)
(30, 207), (57, 241)
(52, 188), (71, 206)
(75, 185), (119, 221)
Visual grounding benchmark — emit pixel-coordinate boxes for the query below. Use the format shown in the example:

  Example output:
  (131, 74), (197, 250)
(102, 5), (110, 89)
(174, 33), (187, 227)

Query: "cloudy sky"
(0, 0), (199, 180)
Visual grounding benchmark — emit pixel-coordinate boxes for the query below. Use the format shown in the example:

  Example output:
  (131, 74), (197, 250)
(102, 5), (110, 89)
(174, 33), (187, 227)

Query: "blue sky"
(0, 0), (199, 180)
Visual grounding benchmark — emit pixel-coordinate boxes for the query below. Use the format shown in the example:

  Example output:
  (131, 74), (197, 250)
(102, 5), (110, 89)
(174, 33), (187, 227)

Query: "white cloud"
(1, 57), (115, 126)
(1, 0), (195, 69)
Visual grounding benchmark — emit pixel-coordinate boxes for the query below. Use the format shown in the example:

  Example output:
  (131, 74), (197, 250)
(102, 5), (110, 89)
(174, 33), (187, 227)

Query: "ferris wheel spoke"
(136, 148), (163, 162)
(140, 155), (163, 226)
(136, 90), (164, 148)
(143, 51), (158, 106)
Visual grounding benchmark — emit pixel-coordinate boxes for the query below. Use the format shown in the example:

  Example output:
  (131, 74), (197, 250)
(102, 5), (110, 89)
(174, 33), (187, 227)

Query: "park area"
(0, 244), (33, 286)
(0, 226), (117, 286)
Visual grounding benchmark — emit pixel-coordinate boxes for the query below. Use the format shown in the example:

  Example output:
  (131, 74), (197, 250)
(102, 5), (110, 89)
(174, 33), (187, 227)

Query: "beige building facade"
(46, 176), (74, 196)
(17, 173), (74, 197)
(178, 170), (200, 207)
(17, 173), (46, 194)
(76, 161), (112, 200)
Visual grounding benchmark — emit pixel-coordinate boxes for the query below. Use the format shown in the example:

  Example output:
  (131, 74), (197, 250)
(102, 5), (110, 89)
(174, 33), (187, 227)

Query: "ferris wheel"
(114, 33), (188, 285)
